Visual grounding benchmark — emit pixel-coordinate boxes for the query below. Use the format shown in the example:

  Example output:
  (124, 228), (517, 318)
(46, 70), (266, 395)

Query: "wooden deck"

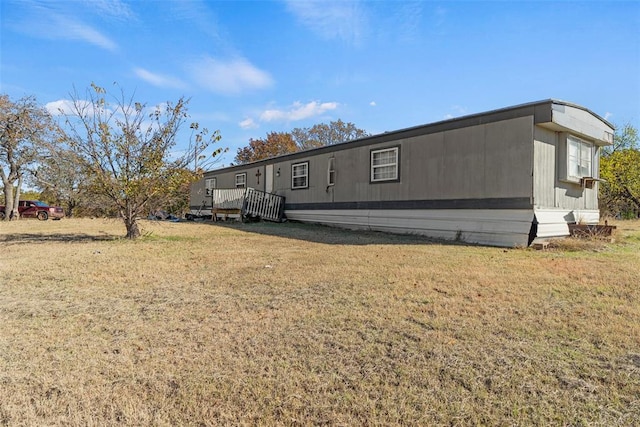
(212, 208), (242, 222)
(207, 188), (285, 223)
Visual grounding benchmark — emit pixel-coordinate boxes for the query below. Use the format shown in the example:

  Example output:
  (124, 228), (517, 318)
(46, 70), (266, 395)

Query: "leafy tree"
(0, 94), (58, 220)
(32, 147), (86, 217)
(602, 123), (638, 155)
(60, 83), (223, 238)
(292, 119), (369, 150)
(600, 123), (640, 218)
(147, 167), (196, 217)
(233, 120), (369, 165)
(234, 131), (298, 164)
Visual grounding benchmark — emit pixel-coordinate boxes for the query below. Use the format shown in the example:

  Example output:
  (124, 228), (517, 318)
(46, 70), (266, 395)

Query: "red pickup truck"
(0, 200), (65, 220)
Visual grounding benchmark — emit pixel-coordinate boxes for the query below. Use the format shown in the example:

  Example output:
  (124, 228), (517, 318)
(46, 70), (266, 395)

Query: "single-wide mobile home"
(190, 100), (614, 247)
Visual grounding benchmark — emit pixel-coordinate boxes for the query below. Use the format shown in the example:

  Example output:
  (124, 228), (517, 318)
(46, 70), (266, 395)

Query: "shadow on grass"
(0, 233), (120, 244)
(205, 219), (455, 246)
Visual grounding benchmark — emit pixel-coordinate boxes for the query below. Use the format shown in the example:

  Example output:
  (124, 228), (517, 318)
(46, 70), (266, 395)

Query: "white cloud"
(285, 0), (367, 45)
(167, 0), (222, 42)
(259, 101), (339, 122)
(188, 56), (273, 95)
(369, 101), (377, 107)
(46, 98), (128, 122)
(239, 118), (258, 129)
(7, 2), (120, 52)
(443, 105), (467, 120)
(46, 98), (160, 134)
(134, 67), (187, 89)
(604, 112), (613, 121)
(55, 15), (118, 52)
(45, 99), (82, 116)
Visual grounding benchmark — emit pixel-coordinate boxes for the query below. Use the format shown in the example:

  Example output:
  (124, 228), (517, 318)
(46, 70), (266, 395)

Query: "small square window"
(371, 147), (399, 182)
(292, 162), (309, 189)
(235, 173), (246, 188)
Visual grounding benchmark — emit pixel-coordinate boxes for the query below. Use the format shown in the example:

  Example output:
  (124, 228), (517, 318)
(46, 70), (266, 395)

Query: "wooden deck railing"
(209, 188), (285, 222)
(210, 188), (246, 209)
(242, 188), (285, 222)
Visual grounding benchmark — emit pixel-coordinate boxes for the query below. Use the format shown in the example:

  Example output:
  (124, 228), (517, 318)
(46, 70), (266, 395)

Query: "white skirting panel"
(534, 208), (600, 239)
(284, 209), (535, 247)
(571, 210), (600, 224)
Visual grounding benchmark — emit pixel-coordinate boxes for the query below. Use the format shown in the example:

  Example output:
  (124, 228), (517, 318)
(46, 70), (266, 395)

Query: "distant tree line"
(234, 119), (370, 164)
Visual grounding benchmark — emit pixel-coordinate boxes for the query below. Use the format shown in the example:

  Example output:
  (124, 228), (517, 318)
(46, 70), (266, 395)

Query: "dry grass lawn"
(0, 218), (639, 426)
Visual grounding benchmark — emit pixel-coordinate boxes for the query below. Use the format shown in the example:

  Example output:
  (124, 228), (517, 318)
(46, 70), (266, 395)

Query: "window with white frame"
(235, 173), (246, 188)
(371, 146), (399, 182)
(567, 136), (593, 180)
(292, 162), (309, 189)
(327, 157), (335, 186)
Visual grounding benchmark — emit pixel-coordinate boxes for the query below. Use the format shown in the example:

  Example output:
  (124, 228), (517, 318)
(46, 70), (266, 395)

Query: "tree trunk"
(66, 200), (77, 218)
(623, 186), (640, 212)
(124, 217), (141, 239)
(11, 176), (22, 220)
(2, 181), (19, 221)
(119, 202), (142, 239)
(2, 183), (11, 221)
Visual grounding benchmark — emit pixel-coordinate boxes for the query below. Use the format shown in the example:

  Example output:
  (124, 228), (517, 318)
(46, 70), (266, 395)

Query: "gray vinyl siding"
(315, 116), (534, 205)
(533, 127), (557, 208)
(194, 99), (612, 216)
(202, 116), (535, 208)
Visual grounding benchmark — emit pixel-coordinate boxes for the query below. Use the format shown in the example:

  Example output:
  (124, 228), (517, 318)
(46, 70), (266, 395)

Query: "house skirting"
(284, 207), (601, 247)
(534, 208), (600, 239)
(284, 208), (535, 247)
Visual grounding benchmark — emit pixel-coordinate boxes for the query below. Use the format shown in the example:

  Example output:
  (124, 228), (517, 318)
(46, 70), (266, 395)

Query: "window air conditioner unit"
(580, 177), (598, 189)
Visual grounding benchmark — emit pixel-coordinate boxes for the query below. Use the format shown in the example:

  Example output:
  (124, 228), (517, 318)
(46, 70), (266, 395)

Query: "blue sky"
(1, 0), (639, 167)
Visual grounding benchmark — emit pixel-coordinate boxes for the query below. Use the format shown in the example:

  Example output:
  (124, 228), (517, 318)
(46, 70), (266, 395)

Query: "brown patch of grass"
(0, 218), (639, 425)
(546, 236), (612, 252)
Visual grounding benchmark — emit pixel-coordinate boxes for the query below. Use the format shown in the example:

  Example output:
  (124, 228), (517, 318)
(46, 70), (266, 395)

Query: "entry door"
(265, 164), (274, 193)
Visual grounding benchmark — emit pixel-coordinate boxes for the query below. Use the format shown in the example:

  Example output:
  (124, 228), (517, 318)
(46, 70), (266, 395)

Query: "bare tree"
(60, 83), (223, 238)
(0, 94), (57, 220)
(33, 148), (86, 217)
